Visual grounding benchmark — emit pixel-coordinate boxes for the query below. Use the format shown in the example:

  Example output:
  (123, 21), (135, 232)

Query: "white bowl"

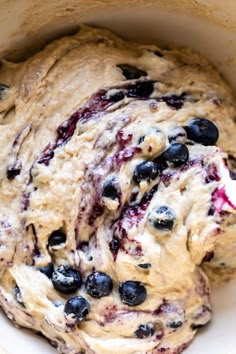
(0, 1), (236, 353)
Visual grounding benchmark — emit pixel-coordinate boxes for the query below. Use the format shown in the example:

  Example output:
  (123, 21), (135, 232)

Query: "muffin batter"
(0, 25), (236, 354)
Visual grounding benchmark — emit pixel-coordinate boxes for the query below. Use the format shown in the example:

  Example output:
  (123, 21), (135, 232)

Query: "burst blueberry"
(133, 161), (160, 184)
(85, 271), (113, 298)
(185, 118), (219, 146)
(134, 323), (154, 338)
(117, 64), (147, 80)
(64, 296), (90, 323)
(52, 266), (82, 294)
(119, 281), (147, 306)
(163, 143), (189, 166)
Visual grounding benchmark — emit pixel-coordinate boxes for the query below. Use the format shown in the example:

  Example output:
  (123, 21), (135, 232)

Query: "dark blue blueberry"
(150, 206), (176, 231)
(119, 281), (147, 306)
(167, 321), (183, 329)
(102, 178), (119, 200)
(134, 323), (154, 338)
(48, 230), (66, 248)
(127, 81), (154, 98)
(52, 266), (82, 294)
(117, 64), (147, 80)
(153, 154), (168, 171)
(138, 263), (152, 269)
(7, 167), (21, 180)
(39, 263), (54, 278)
(109, 238), (120, 254)
(64, 296), (90, 323)
(133, 161), (160, 184)
(85, 271), (113, 298)
(108, 90), (125, 103)
(185, 118), (219, 146)
(163, 143), (189, 166)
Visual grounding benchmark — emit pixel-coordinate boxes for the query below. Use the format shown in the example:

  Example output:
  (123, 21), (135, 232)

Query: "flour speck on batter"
(0, 25), (236, 354)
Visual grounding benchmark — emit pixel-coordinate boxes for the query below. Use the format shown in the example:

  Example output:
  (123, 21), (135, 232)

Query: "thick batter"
(0, 25), (236, 354)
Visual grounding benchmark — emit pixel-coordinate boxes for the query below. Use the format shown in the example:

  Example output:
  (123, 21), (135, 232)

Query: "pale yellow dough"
(0, 25), (236, 354)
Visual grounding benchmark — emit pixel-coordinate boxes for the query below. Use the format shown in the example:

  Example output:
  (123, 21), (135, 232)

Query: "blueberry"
(167, 321), (183, 329)
(109, 238), (120, 254)
(39, 263), (54, 278)
(185, 118), (219, 146)
(52, 266), (82, 294)
(119, 281), (147, 306)
(128, 81), (154, 98)
(138, 263), (151, 269)
(7, 167), (21, 180)
(117, 64), (147, 80)
(14, 286), (24, 306)
(107, 90), (125, 103)
(163, 143), (189, 166)
(191, 323), (207, 330)
(149, 206), (176, 231)
(64, 296), (90, 323)
(133, 161), (160, 184)
(85, 271), (113, 298)
(102, 178), (119, 200)
(153, 154), (168, 171)
(134, 323), (154, 338)
(48, 230), (66, 248)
